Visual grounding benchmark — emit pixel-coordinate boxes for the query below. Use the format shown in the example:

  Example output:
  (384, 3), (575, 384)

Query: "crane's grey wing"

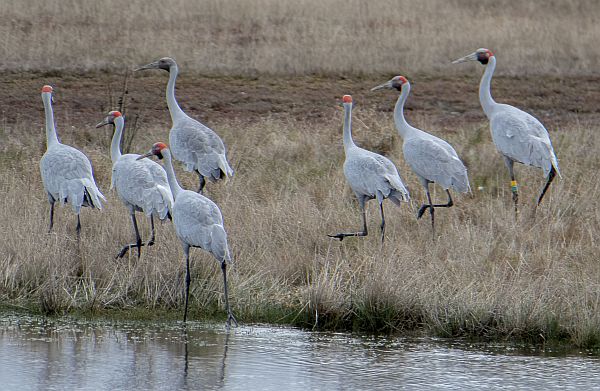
(170, 118), (234, 180)
(113, 155), (173, 219)
(490, 107), (560, 177)
(173, 191), (231, 262)
(40, 144), (105, 212)
(403, 138), (470, 192)
(343, 148), (410, 204)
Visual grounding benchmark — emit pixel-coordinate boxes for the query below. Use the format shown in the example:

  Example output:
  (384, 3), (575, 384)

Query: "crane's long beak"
(134, 61), (160, 72)
(451, 52), (478, 64)
(136, 151), (153, 160)
(95, 118), (110, 128)
(370, 80), (393, 91)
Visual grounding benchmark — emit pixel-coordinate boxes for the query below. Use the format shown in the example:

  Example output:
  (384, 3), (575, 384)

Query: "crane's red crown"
(153, 142), (168, 152)
(42, 85), (53, 93)
(110, 111), (122, 117)
(343, 95), (352, 103)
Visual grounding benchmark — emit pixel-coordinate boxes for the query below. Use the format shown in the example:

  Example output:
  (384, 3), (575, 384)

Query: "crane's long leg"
(328, 198), (368, 241)
(197, 171), (206, 194)
(48, 199), (55, 233)
(417, 190), (454, 218)
(504, 156), (518, 215)
(379, 201), (385, 244)
(76, 214), (82, 240)
(116, 212), (145, 259)
(537, 166), (557, 206)
(183, 244), (191, 323)
(221, 261), (238, 328)
(148, 214), (156, 246)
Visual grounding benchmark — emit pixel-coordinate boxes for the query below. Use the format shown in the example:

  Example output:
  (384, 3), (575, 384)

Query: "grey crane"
(372, 76), (470, 237)
(135, 57), (233, 194)
(328, 95), (409, 243)
(452, 48), (560, 212)
(39, 85), (105, 238)
(96, 111), (174, 258)
(138, 142), (236, 327)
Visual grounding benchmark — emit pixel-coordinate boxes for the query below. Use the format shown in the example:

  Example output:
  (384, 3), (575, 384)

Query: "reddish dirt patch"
(3, 71), (599, 130)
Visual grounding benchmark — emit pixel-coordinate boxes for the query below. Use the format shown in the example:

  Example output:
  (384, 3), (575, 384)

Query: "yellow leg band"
(511, 180), (518, 192)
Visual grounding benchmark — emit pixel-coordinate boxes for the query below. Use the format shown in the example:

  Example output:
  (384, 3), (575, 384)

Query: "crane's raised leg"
(504, 157), (518, 215)
(183, 244), (191, 323)
(328, 197), (368, 241)
(116, 212), (145, 259)
(417, 189), (454, 219)
(537, 166), (557, 206)
(418, 185), (436, 238)
(197, 171), (206, 194)
(221, 261), (238, 328)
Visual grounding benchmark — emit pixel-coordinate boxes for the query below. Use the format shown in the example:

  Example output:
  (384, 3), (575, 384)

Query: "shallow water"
(1, 313), (599, 390)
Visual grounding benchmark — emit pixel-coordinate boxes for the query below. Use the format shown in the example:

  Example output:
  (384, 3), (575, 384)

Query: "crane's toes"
(417, 205), (429, 219)
(327, 233), (345, 241)
(226, 313), (239, 329)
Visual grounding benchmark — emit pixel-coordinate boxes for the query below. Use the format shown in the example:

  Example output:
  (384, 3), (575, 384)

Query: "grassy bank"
(1, 0), (598, 75)
(1, 72), (599, 347)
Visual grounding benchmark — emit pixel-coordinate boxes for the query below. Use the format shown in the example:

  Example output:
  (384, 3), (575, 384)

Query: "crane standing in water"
(452, 48), (560, 213)
(39, 85), (105, 238)
(328, 95), (410, 243)
(138, 142), (236, 327)
(96, 111), (173, 258)
(372, 76), (470, 237)
(135, 57), (233, 194)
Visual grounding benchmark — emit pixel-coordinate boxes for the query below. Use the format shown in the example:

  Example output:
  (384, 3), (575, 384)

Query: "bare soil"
(4, 71), (599, 132)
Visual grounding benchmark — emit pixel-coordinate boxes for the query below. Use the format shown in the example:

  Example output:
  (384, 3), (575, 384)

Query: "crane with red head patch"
(371, 75), (470, 238)
(452, 48), (560, 213)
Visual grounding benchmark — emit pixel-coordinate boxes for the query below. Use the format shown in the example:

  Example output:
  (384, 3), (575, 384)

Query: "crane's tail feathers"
(61, 179), (104, 212)
(388, 189), (410, 206)
(142, 185), (174, 220)
(210, 225), (231, 264)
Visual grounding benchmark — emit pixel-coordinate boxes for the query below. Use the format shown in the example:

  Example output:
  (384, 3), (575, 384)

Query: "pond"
(1, 313), (599, 390)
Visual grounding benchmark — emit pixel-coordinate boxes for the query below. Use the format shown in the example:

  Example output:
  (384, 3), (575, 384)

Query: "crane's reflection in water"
(1, 314), (600, 391)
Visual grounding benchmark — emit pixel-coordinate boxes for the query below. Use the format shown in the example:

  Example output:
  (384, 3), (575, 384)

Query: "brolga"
(96, 111), (174, 258)
(135, 57), (234, 193)
(452, 48), (560, 213)
(372, 76), (470, 237)
(328, 95), (409, 243)
(138, 142), (237, 327)
(39, 85), (105, 238)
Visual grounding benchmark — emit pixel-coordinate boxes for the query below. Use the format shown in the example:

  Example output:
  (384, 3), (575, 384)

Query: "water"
(1, 313), (599, 391)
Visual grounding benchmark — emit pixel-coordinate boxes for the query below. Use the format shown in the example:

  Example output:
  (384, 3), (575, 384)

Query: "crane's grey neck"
(166, 64), (186, 123)
(342, 103), (356, 152)
(110, 116), (124, 163)
(42, 93), (59, 147)
(393, 83), (413, 139)
(479, 55), (498, 117)
(162, 148), (183, 198)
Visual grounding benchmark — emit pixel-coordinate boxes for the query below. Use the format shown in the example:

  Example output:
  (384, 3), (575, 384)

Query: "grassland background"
(1, 0), (600, 347)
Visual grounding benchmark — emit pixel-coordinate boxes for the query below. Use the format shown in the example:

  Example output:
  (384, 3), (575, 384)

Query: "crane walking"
(138, 142), (236, 327)
(328, 95), (409, 243)
(452, 48), (560, 212)
(96, 111), (174, 258)
(135, 57), (233, 194)
(372, 76), (470, 237)
(39, 85), (105, 238)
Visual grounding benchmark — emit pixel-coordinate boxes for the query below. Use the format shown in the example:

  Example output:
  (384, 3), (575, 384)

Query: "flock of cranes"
(39, 49), (561, 327)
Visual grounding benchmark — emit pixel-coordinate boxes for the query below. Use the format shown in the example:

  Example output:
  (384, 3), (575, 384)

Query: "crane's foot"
(327, 231), (367, 241)
(226, 312), (238, 329)
(116, 242), (149, 259)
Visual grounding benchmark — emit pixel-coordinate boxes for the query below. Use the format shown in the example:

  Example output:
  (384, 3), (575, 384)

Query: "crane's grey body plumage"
(136, 57), (233, 193)
(40, 144), (105, 213)
(372, 76), (470, 236)
(329, 95), (409, 243)
(138, 144), (236, 327)
(452, 48), (560, 209)
(40, 86), (105, 236)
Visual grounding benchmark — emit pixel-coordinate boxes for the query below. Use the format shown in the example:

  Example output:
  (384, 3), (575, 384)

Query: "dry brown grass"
(1, 81), (599, 347)
(1, 0), (598, 75)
